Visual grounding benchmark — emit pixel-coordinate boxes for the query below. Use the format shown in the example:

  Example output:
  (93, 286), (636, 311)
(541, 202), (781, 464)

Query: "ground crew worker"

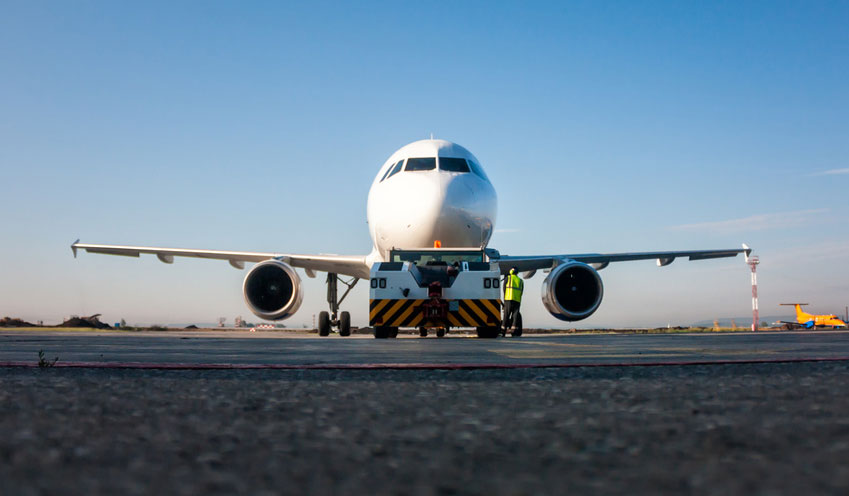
(502, 267), (523, 336)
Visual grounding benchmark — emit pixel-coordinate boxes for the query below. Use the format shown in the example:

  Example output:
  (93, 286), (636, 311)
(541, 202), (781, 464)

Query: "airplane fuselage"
(366, 139), (497, 261)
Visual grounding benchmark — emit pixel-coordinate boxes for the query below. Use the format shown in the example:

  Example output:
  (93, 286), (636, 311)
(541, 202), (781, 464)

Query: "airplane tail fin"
(780, 303), (809, 320)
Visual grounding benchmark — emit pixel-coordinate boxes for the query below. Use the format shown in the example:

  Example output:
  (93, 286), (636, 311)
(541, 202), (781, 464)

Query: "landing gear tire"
(511, 312), (523, 337)
(374, 326), (390, 339)
(318, 311), (331, 337)
(476, 327), (500, 339)
(389, 327), (399, 338)
(339, 311), (351, 337)
(419, 327), (428, 337)
(436, 328), (446, 338)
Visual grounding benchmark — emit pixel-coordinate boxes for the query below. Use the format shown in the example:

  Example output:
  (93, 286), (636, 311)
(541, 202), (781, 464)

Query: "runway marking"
(645, 347), (778, 356)
(526, 342), (603, 349)
(491, 346), (779, 359)
(497, 341), (604, 349)
(492, 352), (685, 359)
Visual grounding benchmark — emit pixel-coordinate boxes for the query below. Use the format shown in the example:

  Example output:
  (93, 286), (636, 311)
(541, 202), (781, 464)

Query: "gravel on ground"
(2, 362), (849, 495)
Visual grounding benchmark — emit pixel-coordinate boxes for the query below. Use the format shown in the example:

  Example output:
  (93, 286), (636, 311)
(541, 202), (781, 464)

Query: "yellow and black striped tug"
(369, 249), (504, 338)
(369, 298), (501, 328)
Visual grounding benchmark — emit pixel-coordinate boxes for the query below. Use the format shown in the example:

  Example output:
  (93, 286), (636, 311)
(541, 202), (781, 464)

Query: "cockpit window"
(379, 163), (394, 182)
(404, 157), (436, 171)
(383, 159), (404, 181)
(467, 159), (489, 180)
(439, 157), (470, 173)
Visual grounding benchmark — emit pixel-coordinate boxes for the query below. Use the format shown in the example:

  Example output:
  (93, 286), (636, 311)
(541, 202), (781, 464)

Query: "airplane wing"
(70, 241), (370, 279)
(495, 245), (751, 275)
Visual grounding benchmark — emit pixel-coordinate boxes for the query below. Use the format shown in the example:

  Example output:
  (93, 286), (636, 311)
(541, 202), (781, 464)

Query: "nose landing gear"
(318, 272), (358, 337)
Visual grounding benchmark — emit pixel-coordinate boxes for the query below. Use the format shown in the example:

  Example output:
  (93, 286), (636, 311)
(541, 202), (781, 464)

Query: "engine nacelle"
(541, 261), (604, 322)
(242, 260), (303, 320)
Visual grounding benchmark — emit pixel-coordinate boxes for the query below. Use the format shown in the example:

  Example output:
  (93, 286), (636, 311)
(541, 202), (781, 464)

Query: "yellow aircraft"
(779, 303), (847, 329)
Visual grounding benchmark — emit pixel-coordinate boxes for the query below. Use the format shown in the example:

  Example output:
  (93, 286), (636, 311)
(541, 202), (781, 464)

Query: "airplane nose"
(370, 169), (496, 250)
(433, 173), (495, 246)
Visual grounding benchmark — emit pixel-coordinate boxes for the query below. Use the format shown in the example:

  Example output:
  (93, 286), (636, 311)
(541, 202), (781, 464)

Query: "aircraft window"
(467, 160), (489, 180)
(379, 163), (395, 182)
(384, 159), (404, 180)
(405, 157), (436, 171)
(439, 157), (470, 173)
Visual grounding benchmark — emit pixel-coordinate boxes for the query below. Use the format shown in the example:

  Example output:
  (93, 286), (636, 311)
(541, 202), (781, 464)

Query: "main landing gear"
(317, 272), (359, 337)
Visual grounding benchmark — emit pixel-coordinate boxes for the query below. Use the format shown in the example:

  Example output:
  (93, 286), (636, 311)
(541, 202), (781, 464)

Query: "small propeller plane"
(779, 303), (847, 329)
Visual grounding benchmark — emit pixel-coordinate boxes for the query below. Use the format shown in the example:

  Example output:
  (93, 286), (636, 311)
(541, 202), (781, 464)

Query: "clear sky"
(2, 1), (848, 328)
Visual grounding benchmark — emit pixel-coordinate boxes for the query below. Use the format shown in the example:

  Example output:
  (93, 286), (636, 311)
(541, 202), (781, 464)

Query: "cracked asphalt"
(3, 361), (849, 495)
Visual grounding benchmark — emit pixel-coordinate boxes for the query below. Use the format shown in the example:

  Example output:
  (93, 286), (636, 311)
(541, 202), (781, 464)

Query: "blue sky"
(2, 1), (848, 327)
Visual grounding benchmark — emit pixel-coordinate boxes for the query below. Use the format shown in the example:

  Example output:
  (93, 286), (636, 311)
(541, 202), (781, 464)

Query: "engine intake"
(243, 260), (303, 320)
(541, 261), (604, 321)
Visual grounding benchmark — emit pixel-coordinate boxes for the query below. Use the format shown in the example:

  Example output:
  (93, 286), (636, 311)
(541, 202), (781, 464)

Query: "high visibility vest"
(504, 274), (524, 303)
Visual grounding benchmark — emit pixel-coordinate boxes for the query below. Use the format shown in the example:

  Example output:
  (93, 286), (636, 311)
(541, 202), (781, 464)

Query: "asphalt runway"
(2, 329), (849, 368)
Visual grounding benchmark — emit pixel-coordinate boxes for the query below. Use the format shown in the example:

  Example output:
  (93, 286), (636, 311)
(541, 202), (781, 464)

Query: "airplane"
(71, 139), (751, 338)
(779, 303), (847, 329)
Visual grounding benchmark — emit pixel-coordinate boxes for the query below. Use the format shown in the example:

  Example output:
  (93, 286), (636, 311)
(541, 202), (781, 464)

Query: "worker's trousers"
(503, 300), (520, 330)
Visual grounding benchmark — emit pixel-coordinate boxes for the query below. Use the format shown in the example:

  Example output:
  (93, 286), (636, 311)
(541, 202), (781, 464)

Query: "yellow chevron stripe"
(465, 299), (490, 324)
(389, 300), (420, 326)
(457, 306), (480, 327)
(369, 299), (392, 321)
(371, 299), (501, 327)
(407, 313), (424, 327)
(480, 299), (501, 318)
(382, 299), (408, 323)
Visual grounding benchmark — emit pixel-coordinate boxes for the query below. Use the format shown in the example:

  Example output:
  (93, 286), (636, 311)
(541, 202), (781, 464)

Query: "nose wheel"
(317, 273), (358, 337)
(318, 311), (331, 336)
(318, 310), (351, 336)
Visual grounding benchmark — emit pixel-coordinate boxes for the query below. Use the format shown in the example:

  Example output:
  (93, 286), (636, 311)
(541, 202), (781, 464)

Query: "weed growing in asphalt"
(37, 350), (58, 368)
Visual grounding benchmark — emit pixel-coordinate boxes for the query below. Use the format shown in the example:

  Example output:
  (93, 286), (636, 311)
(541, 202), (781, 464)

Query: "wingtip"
(71, 239), (79, 258)
(742, 243), (751, 262)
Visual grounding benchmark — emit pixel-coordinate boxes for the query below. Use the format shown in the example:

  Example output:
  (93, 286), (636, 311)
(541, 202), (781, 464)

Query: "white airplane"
(72, 139), (750, 335)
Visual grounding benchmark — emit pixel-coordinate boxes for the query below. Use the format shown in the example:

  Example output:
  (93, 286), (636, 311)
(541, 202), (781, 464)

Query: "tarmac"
(2, 329), (849, 368)
(3, 330), (849, 495)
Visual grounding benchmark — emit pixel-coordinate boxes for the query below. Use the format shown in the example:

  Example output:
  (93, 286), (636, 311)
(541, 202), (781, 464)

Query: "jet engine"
(242, 260), (303, 320)
(541, 261), (604, 321)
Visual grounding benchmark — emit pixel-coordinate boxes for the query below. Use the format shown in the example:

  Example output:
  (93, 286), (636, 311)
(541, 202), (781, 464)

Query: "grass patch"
(37, 350), (58, 368)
